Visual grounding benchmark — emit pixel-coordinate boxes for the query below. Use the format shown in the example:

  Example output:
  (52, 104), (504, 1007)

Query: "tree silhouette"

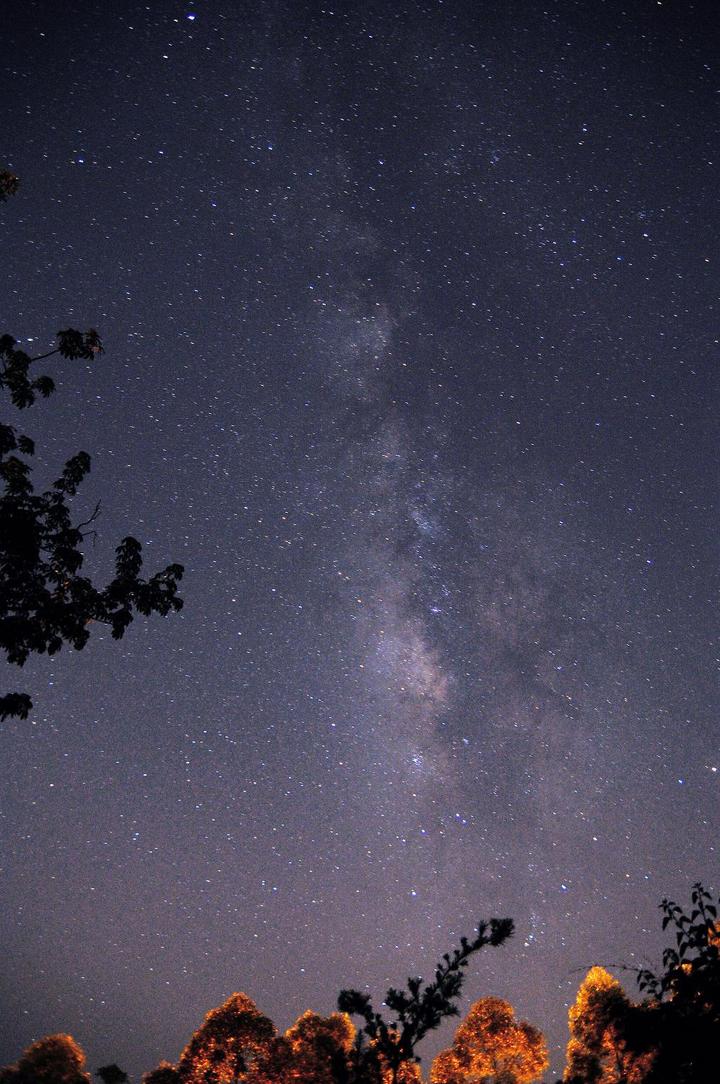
(0, 1034), (91, 1084)
(0, 170), (19, 201)
(1, 178), (183, 719)
(338, 918), (513, 1084)
(96, 1067), (129, 1084)
(562, 883), (720, 1084)
(431, 996), (548, 1084)
(630, 883), (720, 1084)
(636, 882), (719, 1005)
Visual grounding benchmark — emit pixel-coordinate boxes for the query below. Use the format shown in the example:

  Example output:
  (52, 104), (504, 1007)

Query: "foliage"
(0, 170), (19, 201)
(3, 891), (718, 1084)
(636, 881), (719, 1004)
(562, 883), (720, 1084)
(338, 918), (513, 1083)
(249, 1010), (357, 1084)
(177, 993), (277, 1084)
(430, 996), (548, 1084)
(141, 1063), (181, 1084)
(629, 883), (720, 1084)
(96, 1067), (129, 1084)
(1, 177), (183, 720)
(281, 1010), (356, 1084)
(563, 967), (636, 1084)
(0, 1034), (91, 1084)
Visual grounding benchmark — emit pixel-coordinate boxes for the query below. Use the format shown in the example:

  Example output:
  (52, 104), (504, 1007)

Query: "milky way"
(1, 2), (718, 1079)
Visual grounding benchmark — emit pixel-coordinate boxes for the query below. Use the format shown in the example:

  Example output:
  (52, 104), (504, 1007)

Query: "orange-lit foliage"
(177, 993), (277, 1084)
(0, 1034), (91, 1084)
(383, 1058), (423, 1084)
(252, 1010), (356, 1084)
(563, 967), (649, 1084)
(287, 1010), (355, 1081)
(357, 1034), (423, 1084)
(339, 918), (514, 1084)
(141, 1062), (182, 1084)
(429, 1049), (464, 1084)
(242, 1037), (293, 1084)
(431, 997), (548, 1084)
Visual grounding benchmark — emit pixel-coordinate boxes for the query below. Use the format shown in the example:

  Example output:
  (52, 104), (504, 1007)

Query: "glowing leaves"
(273, 1010), (357, 1084)
(563, 968), (632, 1084)
(141, 1064), (181, 1084)
(431, 997), (548, 1084)
(340, 920), (514, 1084)
(177, 993), (277, 1084)
(0, 1034), (91, 1084)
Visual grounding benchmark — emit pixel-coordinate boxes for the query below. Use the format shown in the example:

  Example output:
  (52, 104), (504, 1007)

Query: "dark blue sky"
(1, 1), (718, 1079)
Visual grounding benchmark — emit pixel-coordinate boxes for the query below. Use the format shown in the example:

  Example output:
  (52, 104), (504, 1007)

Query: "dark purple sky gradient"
(1, 1), (718, 1080)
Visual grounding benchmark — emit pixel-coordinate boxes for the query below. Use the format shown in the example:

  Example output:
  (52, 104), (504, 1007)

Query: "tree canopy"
(1, 177), (183, 720)
(96, 1067), (129, 1084)
(176, 993), (277, 1084)
(562, 883), (720, 1084)
(563, 967), (637, 1084)
(4, 887), (719, 1084)
(431, 996), (548, 1084)
(338, 918), (514, 1083)
(0, 170), (19, 201)
(0, 1035), (91, 1084)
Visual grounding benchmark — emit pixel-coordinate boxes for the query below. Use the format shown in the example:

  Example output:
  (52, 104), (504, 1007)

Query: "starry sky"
(1, 0), (718, 1079)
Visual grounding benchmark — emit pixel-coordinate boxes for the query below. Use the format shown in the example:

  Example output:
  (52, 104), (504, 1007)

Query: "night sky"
(1, 1), (718, 1080)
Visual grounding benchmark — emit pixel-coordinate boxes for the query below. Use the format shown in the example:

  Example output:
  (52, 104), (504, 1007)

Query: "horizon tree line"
(1, 884), (718, 1084)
